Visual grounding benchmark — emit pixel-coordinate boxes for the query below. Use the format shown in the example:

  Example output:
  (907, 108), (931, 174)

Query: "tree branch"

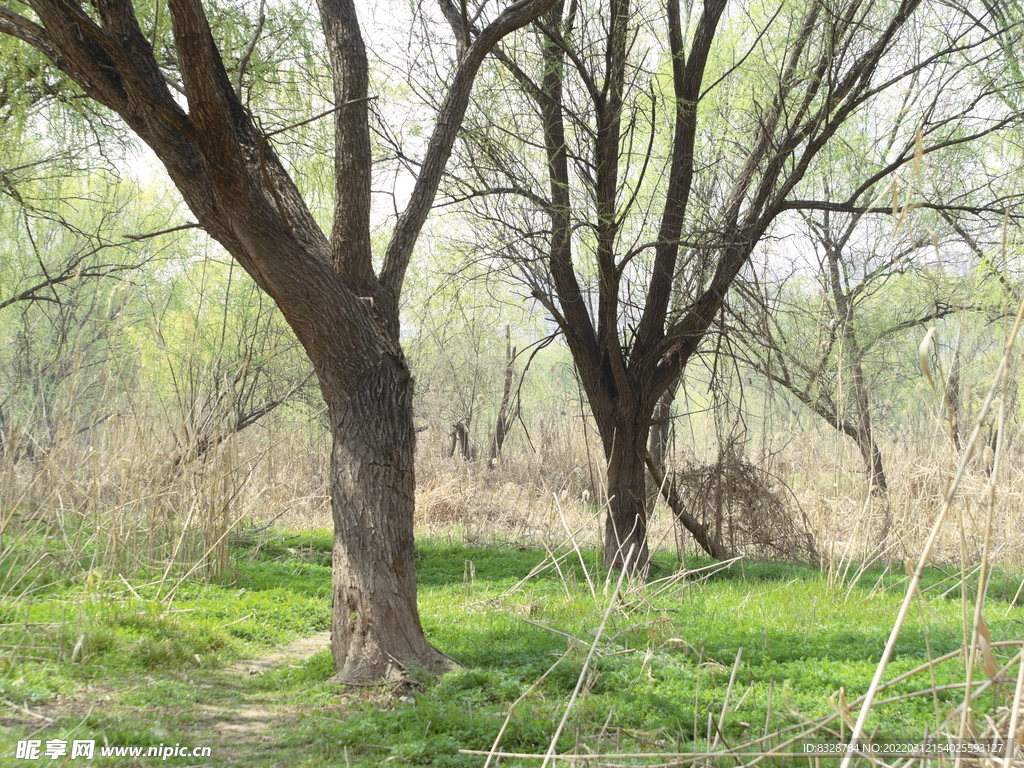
(379, 0), (558, 326)
(632, 0), (727, 362)
(0, 6), (58, 60)
(235, 0), (266, 99)
(317, 0), (374, 289)
(781, 200), (1020, 218)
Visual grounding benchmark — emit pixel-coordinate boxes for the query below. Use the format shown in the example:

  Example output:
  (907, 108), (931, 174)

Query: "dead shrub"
(666, 439), (818, 563)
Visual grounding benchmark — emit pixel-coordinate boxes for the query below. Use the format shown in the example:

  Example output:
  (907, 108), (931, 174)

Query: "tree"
(724, 48), (1021, 493)
(0, 0), (556, 682)
(442, 0), (1019, 569)
(728, 215), (988, 494)
(0, 164), (177, 460)
(131, 249), (317, 470)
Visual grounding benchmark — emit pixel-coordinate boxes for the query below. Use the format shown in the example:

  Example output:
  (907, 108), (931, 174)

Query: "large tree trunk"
(600, 397), (727, 569)
(602, 414), (651, 571)
(324, 351), (449, 682)
(1, 0), (556, 684)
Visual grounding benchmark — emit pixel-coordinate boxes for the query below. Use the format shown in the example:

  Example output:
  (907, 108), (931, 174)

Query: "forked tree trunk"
(603, 401), (728, 568)
(324, 351), (449, 682)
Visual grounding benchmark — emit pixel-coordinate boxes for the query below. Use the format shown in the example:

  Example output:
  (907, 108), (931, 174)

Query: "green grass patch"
(2, 531), (1022, 766)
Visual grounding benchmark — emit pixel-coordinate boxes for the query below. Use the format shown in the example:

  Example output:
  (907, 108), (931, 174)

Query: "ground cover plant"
(2, 530), (1022, 766)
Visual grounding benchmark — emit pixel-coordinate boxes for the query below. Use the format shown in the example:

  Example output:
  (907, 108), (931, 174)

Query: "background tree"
(138, 253), (316, 469)
(442, 0), (1020, 569)
(0, 169), (177, 459)
(0, 0), (556, 682)
(725, 45), (1022, 493)
(403, 235), (547, 463)
(728, 215), (987, 494)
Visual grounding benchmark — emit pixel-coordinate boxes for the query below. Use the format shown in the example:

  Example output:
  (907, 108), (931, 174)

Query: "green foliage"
(133, 247), (315, 461)
(3, 533), (1022, 766)
(0, 26), (128, 159)
(0, 537), (331, 696)
(0, 157), (183, 459)
(293, 541), (1023, 765)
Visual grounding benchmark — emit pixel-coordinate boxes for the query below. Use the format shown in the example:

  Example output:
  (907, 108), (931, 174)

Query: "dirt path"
(227, 630), (331, 677)
(2, 631), (335, 767)
(193, 631), (333, 766)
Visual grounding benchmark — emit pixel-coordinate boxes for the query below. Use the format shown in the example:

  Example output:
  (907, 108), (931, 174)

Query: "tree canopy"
(435, 0), (1022, 568)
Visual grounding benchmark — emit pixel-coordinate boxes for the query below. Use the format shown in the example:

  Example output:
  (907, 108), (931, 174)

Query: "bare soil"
(199, 631), (332, 765)
(2, 632), (334, 767)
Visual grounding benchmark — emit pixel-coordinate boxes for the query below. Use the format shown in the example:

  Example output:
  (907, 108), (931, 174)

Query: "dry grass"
(771, 433), (1024, 573)
(6, 372), (1024, 588)
(0, 407), (330, 595)
(414, 413), (602, 546)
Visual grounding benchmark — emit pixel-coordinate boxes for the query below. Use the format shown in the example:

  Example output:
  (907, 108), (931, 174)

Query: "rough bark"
(602, 414), (651, 570)
(1, 0), (556, 683)
(326, 344), (445, 681)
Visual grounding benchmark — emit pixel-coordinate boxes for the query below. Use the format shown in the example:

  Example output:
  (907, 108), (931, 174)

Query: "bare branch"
(122, 222), (202, 241)
(235, 0), (266, 100)
(379, 0), (559, 323)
